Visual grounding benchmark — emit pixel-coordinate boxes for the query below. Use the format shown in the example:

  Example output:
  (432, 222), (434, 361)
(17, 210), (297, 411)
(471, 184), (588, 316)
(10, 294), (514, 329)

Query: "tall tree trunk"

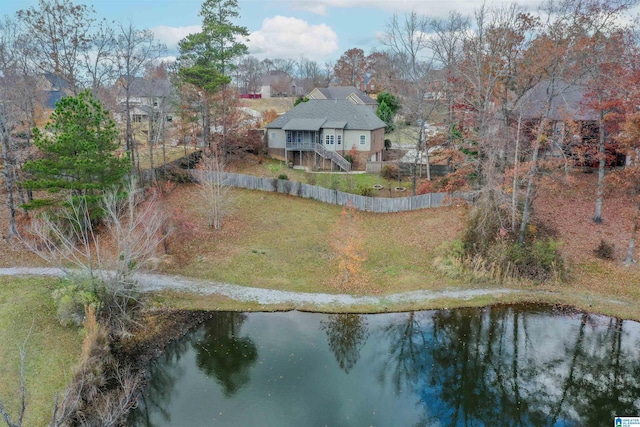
(518, 134), (541, 245)
(203, 95), (210, 149)
(594, 108), (606, 224)
(0, 112), (18, 237)
(625, 203), (639, 265)
(125, 88), (135, 169)
(147, 113), (155, 184)
(512, 115), (522, 233)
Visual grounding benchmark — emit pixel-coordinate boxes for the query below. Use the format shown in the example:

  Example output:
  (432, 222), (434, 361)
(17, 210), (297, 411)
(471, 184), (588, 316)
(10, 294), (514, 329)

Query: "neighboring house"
(259, 70), (300, 98)
(265, 99), (386, 171)
(115, 76), (174, 142)
(307, 86), (378, 112)
(356, 73), (378, 94)
(515, 79), (625, 166)
(33, 73), (72, 126)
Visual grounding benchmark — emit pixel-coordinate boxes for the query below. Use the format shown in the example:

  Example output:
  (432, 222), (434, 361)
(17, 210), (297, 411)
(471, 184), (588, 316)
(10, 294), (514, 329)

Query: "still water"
(129, 305), (640, 426)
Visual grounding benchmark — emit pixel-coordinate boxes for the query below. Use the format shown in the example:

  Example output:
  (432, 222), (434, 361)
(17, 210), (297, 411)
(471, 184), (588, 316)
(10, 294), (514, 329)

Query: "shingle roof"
(283, 118), (326, 131)
(266, 99), (385, 131)
(124, 76), (171, 98)
(516, 80), (597, 121)
(324, 120), (347, 129)
(311, 86), (377, 105)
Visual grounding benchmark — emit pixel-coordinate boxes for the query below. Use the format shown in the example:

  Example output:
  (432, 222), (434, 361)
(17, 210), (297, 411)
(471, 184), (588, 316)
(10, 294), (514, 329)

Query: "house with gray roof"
(515, 79), (624, 166)
(266, 99), (386, 171)
(307, 86), (378, 112)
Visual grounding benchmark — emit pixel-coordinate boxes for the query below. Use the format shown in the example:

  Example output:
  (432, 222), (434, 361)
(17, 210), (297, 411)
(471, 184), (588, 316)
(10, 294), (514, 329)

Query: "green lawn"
(162, 187), (468, 294)
(235, 158), (414, 195)
(0, 277), (82, 427)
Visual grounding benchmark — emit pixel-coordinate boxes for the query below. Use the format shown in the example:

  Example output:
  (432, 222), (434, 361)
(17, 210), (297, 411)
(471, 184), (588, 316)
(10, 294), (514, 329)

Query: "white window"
(359, 134), (366, 145)
(270, 132), (276, 140)
(325, 134), (334, 144)
(337, 135), (342, 145)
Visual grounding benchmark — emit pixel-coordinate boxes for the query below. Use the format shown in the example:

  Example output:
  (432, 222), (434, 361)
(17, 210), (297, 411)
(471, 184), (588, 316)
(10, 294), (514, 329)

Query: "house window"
(133, 115), (143, 123)
(166, 115), (173, 122)
(295, 132), (302, 143)
(325, 134), (334, 145)
(359, 134), (366, 145)
(270, 132), (276, 141)
(337, 135), (342, 145)
(286, 132), (292, 143)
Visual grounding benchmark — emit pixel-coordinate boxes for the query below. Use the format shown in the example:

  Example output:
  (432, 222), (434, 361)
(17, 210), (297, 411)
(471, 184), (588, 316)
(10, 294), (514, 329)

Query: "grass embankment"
(152, 177), (640, 320)
(0, 277), (82, 426)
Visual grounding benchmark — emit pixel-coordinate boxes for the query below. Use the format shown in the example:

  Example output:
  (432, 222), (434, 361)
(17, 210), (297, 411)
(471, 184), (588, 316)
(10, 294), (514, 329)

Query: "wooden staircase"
(314, 143), (351, 172)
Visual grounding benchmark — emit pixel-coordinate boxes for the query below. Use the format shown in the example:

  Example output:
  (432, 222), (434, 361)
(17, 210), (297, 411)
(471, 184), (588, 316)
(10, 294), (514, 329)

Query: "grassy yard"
(0, 277), (82, 427)
(135, 145), (197, 170)
(154, 180), (640, 320)
(231, 157), (415, 195)
(160, 185), (465, 294)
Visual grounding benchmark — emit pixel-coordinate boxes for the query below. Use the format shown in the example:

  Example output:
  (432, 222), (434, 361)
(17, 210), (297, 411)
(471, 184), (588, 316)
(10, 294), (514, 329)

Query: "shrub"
(382, 164), (400, 180)
(53, 274), (104, 326)
(277, 173), (289, 180)
(358, 185), (374, 197)
(594, 239), (615, 259)
(343, 154), (354, 164)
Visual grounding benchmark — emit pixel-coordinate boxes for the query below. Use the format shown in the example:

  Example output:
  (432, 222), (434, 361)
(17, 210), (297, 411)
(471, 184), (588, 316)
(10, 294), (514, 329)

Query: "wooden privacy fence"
(190, 171), (475, 213)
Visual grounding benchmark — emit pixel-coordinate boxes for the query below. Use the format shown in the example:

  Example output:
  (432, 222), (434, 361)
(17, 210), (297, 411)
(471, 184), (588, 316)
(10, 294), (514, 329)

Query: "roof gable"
(307, 86), (377, 105)
(516, 79), (597, 121)
(266, 99), (385, 131)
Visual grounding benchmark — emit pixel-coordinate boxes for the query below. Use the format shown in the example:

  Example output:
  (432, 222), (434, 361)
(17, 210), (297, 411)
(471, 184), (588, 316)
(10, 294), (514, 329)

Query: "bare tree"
(197, 147), (230, 229)
(17, 0), (96, 93)
(429, 11), (470, 127)
(383, 10), (436, 192)
(113, 22), (166, 171)
(83, 18), (116, 92)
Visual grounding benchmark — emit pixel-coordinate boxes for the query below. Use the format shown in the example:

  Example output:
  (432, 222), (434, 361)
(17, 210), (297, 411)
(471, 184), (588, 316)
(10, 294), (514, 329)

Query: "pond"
(129, 305), (640, 426)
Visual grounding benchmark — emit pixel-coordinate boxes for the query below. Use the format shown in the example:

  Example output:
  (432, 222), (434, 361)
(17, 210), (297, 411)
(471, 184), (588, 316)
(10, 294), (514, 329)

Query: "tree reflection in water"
(321, 314), (369, 373)
(130, 306), (640, 426)
(128, 331), (197, 427)
(405, 305), (640, 426)
(193, 312), (258, 397)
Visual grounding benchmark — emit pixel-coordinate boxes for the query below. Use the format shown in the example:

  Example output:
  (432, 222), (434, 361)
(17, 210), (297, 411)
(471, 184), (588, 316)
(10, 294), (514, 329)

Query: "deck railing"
(313, 143), (351, 172)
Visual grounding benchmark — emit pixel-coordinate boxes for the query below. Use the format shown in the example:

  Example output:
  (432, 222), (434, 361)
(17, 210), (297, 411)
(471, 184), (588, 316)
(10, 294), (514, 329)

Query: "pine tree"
(22, 90), (130, 212)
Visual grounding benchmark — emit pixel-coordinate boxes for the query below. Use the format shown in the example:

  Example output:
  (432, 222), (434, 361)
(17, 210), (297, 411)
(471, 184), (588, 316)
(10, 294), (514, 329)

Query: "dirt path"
(0, 267), (523, 307)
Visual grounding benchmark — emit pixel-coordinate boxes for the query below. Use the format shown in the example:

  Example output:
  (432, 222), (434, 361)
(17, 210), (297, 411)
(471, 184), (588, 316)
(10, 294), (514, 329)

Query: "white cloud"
(151, 25), (202, 51)
(288, 0), (545, 17)
(247, 16), (339, 61)
(291, 2), (329, 15)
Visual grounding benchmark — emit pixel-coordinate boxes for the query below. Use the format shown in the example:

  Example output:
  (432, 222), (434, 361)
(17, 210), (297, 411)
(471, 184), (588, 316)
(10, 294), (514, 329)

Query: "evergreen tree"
(177, 0), (248, 146)
(23, 90), (130, 211)
(376, 91), (400, 133)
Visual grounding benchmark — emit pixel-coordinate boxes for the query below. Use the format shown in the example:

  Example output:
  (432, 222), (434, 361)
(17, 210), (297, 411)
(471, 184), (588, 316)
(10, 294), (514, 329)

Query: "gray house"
(266, 99), (386, 171)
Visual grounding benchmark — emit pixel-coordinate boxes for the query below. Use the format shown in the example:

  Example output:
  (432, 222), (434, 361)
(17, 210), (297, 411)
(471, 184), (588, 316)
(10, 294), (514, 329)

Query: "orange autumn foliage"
(328, 204), (369, 292)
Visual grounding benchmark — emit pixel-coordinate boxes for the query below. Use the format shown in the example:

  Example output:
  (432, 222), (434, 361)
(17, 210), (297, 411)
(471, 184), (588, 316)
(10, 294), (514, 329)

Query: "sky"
(0, 0), (569, 63)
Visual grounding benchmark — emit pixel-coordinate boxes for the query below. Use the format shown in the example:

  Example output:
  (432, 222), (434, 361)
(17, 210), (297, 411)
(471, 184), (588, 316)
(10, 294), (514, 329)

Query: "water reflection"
(194, 312), (257, 397)
(321, 314), (369, 373)
(130, 306), (640, 427)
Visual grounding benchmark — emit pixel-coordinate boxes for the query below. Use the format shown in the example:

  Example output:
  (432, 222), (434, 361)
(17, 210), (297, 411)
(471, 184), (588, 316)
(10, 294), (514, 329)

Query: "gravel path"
(0, 267), (523, 307)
